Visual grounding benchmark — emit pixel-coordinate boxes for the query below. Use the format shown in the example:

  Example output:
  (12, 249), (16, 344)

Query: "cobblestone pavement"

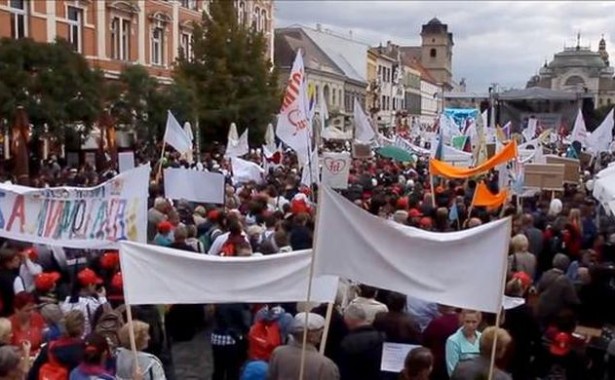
(171, 328), (213, 380)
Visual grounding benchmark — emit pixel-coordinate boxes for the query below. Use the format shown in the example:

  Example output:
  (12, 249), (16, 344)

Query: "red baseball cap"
(409, 209), (423, 218)
(34, 272), (61, 292)
(512, 271), (532, 289)
(23, 247), (38, 261)
(100, 251), (120, 270)
(396, 197), (409, 210)
(157, 221), (173, 234)
(111, 272), (123, 289)
(77, 268), (102, 287)
(550, 332), (571, 356)
(419, 217), (433, 228)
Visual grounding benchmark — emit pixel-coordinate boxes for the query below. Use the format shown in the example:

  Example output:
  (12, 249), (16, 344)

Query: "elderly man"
(268, 312), (339, 380)
(536, 253), (580, 326)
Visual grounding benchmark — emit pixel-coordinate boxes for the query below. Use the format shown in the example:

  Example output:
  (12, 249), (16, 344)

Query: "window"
(180, 32), (193, 60)
(111, 17), (131, 60)
(260, 9), (267, 33)
(253, 6), (261, 31)
(10, 0), (28, 39)
(237, 1), (245, 25)
(430, 48), (437, 58)
(181, 0), (197, 10)
(332, 89), (336, 106)
(315, 85), (319, 103)
(338, 89), (342, 106)
(393, 98), (396, 111)
(151, 27), (164, 65)
(67, 6), (83, 52)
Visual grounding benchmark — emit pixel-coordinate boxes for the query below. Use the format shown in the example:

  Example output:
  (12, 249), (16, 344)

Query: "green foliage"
(0, 38), (103, 140)
(174, 0), (279, 146)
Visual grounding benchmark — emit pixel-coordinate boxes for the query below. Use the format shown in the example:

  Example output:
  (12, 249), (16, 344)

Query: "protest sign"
(524, 164), (565, 190)
(321, 152), (351, 189)
(118, 151), (135, 173)
(0, 165), (150, 249)
(164, 168), (225, 204)
(545, 155), (580, 184)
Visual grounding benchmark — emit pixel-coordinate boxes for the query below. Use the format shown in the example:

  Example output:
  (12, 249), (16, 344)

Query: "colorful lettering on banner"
(321, 152), (351, 190)
(0, 165), (150, 249)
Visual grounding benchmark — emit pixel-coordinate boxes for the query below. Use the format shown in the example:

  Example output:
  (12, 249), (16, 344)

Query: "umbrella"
(376, 146), (414, 162)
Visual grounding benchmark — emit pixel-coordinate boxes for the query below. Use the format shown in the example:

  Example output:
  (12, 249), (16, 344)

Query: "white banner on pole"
(163, 168), (225, 204)
(321, 152), (351, 189)
(0, 166), (150, 249)
(118, 152), (135, 173)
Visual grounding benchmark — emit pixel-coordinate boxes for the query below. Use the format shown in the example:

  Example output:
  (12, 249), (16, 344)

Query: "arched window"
(564, 75), (585, 87)
(332, 88), (336, 106)
(253, 6), (260, 31)
(323, 85), (330, 106)
(260, 9), (267, 33)
(430, 48), (437, 58)
(237, 1), (245, 25)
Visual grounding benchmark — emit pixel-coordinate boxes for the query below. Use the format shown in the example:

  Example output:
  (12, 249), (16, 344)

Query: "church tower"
(420, 18), (454, 90)
(599, 34), (609, 66)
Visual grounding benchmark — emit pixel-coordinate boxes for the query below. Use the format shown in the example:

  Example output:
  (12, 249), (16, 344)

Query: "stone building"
(527, 34), (615, 107)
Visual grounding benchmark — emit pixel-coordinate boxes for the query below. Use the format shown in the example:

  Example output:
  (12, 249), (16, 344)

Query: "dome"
(427, 17), (442, 25)
(548, 48), (608, 69)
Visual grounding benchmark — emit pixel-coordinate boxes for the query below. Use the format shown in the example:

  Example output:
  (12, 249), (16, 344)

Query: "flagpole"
(298, 185), (323, 380)
(319, 302), (334, 354)
(156, 141), (166, 182)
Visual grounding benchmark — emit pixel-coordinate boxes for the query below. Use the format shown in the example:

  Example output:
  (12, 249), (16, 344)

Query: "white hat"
(292, 312), (325, 332)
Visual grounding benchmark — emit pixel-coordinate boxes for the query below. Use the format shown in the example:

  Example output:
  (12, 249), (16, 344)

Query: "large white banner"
(164, 168), (225, 204)
(0, 166), (150, 249)
(120, 242), (338, 305)
(321, 152), (351, 189)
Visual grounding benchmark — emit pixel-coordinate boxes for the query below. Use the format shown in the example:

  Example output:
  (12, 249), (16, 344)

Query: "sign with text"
(321, 152), (351, 189)
(0, 165), (150, 249)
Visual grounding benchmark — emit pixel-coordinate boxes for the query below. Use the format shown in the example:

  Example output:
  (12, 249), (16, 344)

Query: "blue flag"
(449, 202), (459, 222)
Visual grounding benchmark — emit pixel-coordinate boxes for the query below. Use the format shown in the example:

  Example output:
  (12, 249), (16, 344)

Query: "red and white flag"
(276, 50), (312, 163)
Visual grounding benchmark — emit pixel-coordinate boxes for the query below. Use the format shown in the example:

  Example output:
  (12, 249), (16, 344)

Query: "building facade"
(399, 18), (454, 91)
(0, 0), (274, 81)
(527, 35), (615, 107)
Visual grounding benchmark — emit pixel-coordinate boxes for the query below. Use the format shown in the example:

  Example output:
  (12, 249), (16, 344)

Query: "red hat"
(550, 332), (571, 356)
(111, 272), (123, 289)
(409, 209), (423, 218)
(100, 251), (120, 270)
(157, 221), (173, 234)
(419, 217), (433, 229)
(34, 272), (61, 293)
(77, 268), (102, 287)
(23, 247), (38, 261)
(207, 210), (221, 222)
(396, 197), (409, 210)
(512, 271), (532, 289)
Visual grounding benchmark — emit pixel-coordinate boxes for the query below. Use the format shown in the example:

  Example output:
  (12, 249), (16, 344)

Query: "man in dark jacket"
(0, 248), (23, 317)
(338, 304), (385, 380)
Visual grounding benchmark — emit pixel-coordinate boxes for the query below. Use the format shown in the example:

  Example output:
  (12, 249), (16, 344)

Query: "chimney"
(316, 23), (322, 31)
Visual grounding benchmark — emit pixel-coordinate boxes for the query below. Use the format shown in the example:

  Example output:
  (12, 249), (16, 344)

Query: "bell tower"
(420, 18), (454, 90)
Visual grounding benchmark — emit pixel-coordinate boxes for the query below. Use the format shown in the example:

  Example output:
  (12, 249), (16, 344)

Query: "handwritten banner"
(321, 152), (351, 189)
(0, 165), (150, 249)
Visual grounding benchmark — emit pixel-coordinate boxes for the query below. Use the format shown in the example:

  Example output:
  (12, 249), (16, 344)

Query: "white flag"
(164, 111), (192, 154)
(353, 99), (375, 143)
(300, 148), (319, 186)
(321, 152), (351, 189)
(276, 50), (312, 163)
(119, 242), (338, 305)
(164, 168), (225, 204)
(523, 117), (537, 143)
(314, 186), (510, 312)
(231, 156), (264, 184)
(587, 109), (614, 155)
(571, 108), (588, 146)
(183, 122), (194, 142)
(264, 123), (276, 152)
(318, 85), (329, 131)
(226, 128), (249, 158)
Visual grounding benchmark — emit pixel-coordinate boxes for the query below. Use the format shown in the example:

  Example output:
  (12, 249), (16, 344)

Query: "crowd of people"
(0, 135), (613, 380)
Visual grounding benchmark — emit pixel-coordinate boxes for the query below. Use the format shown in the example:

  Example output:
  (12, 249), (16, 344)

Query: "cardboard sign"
(352, 143), (372, 159)
(545, 155), (580, 184)
(118, 151), (135, 173)
(524, 164), (565, 191)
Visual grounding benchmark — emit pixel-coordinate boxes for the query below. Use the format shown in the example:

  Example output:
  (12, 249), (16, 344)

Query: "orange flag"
(472, 181), (508, 208)
(429, 140), (518, 179)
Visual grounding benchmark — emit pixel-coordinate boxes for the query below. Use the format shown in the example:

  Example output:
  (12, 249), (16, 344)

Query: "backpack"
(39, 342), (68, 380)
(248, 320), (282, 361)
(93, 304), (126, 349)
(200, 227), (222, 251)
(220, 238), (237, 257)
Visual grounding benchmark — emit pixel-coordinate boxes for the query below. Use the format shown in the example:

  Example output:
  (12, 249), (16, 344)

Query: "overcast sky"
(275, 1), (615, 92)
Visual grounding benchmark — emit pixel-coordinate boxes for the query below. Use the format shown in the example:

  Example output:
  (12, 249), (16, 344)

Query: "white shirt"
(207, 231), (248, 255)
(61, 295), (108, 335)
(19, 259), (42, 292)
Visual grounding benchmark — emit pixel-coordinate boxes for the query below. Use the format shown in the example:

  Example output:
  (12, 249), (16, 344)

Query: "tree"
(174, 0), (279, 146)
(0, 38), (103, 140)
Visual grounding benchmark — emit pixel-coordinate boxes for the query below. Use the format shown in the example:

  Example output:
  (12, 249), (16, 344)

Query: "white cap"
(292, 312), (325, 332)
